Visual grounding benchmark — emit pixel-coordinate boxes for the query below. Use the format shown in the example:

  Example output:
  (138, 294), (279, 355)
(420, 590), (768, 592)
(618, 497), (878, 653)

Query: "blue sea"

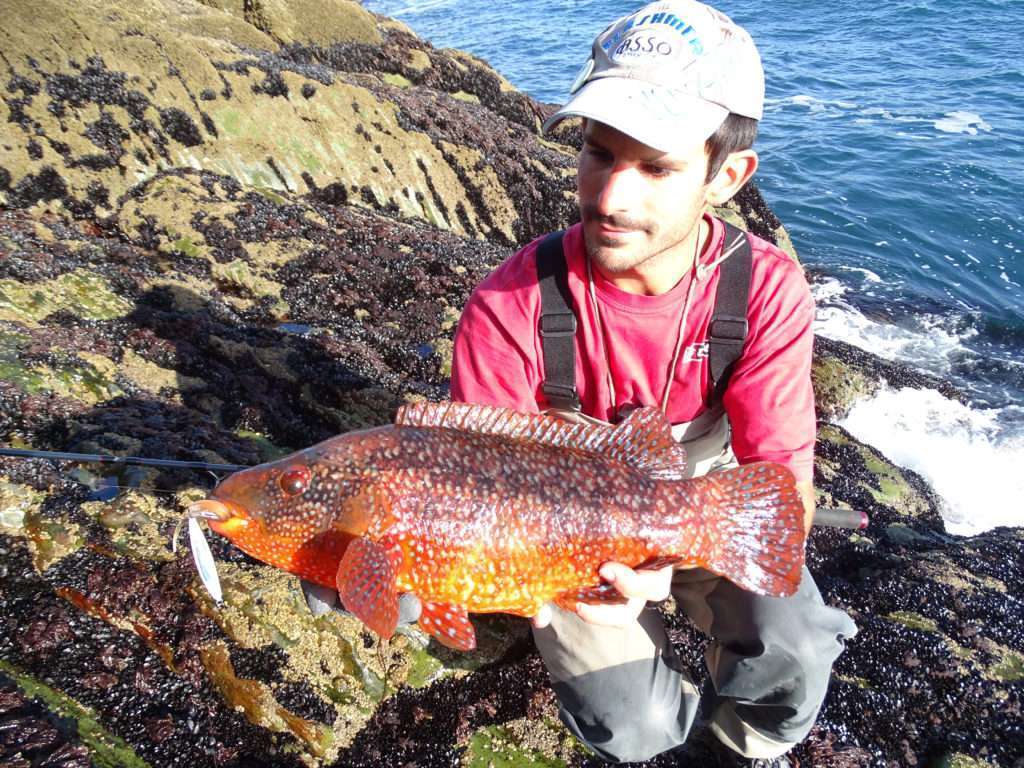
(365, 0), (1024, 534)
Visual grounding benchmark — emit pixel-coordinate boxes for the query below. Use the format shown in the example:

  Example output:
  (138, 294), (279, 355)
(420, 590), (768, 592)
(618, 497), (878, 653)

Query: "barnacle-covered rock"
(1, 0), (1021, 766)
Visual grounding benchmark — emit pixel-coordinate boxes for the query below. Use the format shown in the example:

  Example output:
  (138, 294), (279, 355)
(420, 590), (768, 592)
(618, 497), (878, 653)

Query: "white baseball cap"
(543, 0), (765, 152)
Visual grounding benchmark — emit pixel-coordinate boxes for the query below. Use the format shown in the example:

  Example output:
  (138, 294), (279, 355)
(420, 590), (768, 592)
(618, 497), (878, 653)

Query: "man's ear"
(706, 149), (759, 206)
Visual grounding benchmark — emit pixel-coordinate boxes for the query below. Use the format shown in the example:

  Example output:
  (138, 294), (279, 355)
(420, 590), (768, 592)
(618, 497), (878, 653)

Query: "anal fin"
(418, 600), (476, 651)
(635, 555), (682, 571)
(553, 583), (629, 611)
(336, 536), (403, 640)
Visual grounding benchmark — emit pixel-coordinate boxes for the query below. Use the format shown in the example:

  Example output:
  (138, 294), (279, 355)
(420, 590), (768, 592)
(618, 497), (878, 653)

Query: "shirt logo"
(682, 342), (709, 363)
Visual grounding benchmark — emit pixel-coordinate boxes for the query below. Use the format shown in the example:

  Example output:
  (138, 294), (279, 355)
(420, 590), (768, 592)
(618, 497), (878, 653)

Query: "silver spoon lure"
(173, 505), (225, 604)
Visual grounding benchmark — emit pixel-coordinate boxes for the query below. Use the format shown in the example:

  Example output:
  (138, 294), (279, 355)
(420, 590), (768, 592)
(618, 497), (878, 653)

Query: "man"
(448, 1), (857, 765)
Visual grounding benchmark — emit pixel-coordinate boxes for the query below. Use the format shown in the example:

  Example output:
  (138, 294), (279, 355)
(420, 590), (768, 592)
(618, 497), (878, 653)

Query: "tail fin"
(687, 462), (806, 597)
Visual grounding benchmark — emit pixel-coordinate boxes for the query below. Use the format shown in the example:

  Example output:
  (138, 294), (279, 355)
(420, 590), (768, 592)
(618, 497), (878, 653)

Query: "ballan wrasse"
(189, 402), (806, 650)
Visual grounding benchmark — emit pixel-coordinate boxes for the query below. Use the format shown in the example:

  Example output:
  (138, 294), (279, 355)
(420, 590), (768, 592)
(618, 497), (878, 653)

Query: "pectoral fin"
(418, 600), (476, 651)
(336, 536), (403, 640)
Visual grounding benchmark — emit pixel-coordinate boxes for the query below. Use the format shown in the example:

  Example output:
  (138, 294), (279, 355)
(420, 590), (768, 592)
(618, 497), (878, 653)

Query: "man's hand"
(531, 562), (674, 629)
(300, 579), (422, 625)
(796, 479), (816, 535)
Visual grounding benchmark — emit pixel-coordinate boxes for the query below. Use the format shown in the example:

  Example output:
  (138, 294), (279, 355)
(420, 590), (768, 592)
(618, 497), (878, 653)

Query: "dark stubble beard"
(580, 204), (694, 277)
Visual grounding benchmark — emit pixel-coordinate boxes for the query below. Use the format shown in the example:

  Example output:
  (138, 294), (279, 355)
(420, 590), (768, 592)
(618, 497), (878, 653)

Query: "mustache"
(579, 206), (652, 232)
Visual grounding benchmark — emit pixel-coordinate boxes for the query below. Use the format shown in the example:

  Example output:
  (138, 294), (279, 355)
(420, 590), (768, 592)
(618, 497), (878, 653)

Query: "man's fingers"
(301, 579), (339, 617)
(598, 562), (673, 602)
(531, 603), (553, 629)
(397, 592), (422, 624)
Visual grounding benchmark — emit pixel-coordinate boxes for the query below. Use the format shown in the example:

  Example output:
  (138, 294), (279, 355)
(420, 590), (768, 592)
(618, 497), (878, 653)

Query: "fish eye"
(278, 466), (311, 496)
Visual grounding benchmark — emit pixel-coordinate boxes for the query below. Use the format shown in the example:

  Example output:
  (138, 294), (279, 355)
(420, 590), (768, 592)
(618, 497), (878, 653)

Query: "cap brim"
(542, 77), (728, 153)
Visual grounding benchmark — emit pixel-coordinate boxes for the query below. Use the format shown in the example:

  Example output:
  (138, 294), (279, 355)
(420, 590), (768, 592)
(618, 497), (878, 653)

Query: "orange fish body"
(203, 402), (806, 650)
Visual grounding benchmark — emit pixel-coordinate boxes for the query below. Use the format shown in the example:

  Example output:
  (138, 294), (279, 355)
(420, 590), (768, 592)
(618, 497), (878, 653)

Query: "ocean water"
(365, 0), (1024, 535)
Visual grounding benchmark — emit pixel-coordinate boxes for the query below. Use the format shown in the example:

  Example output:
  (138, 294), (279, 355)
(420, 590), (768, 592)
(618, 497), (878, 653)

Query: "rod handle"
(813, 507), (869, 530)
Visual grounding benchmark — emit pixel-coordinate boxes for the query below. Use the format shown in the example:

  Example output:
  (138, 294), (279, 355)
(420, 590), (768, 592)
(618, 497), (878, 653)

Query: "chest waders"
(532, 228), (858, 765)
(536, 222), (752, 479)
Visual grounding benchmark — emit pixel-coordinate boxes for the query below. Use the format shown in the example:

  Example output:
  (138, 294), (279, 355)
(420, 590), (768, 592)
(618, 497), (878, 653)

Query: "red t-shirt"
(450, 215), (816, 482)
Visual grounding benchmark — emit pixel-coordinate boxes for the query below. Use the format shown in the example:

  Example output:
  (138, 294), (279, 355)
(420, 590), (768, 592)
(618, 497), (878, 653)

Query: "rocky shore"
(1, 1), (1021, 766)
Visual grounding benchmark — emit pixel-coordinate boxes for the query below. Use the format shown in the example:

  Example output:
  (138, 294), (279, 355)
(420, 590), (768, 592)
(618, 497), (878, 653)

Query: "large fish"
(190, 402), (806, 650)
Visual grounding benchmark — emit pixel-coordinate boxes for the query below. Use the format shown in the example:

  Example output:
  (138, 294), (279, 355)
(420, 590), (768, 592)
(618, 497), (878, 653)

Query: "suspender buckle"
(542, 382), (581, 411)
(709, 315), (748, 343)
(539, 312), (577, 338)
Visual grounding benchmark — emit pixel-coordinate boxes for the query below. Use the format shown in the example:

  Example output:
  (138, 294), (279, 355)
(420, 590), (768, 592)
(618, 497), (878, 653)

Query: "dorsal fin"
(395, 402), (688, 479)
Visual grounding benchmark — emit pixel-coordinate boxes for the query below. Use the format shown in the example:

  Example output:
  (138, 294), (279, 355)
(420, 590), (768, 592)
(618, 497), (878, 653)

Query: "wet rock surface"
(1, 1), (1021, 767)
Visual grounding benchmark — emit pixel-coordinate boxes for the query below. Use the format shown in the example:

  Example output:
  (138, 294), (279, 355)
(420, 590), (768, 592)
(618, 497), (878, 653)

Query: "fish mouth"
(172, 499), (237, 554)
(187, 499), (233, 521)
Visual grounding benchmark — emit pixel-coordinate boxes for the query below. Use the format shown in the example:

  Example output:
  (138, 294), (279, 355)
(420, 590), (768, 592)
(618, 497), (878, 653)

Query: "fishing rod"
(0, 447), (870, 529)
(0, 447), (247, 473)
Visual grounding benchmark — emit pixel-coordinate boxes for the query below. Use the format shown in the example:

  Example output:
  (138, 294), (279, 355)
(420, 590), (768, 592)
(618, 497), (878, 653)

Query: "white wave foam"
(810, 276), (849, 303)
(838, 266), (882, 283)
(934, 111), (993, 135)
(839, 387), (1024, 535)
(812, 302), (974, 376)
(768, 94), (859, 114)
(857, 106), (923, 124)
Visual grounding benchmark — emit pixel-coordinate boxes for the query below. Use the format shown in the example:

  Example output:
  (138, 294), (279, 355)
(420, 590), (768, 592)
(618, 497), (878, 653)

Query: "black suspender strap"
(536, 231), (580, 411)
(708, 221), (753, 405)
(537, 222), (753, 412)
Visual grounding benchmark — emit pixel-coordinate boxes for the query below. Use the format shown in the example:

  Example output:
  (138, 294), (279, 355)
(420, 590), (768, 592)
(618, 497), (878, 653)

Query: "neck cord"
(586, 220), (706, 418)
(660, 226), (748, 413)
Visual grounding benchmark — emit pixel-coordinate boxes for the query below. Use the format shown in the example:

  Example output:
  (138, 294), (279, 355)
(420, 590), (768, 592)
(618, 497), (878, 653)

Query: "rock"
(1, 0), (573, 244)
(1, 1), (1021, 767)
(813, 336), (966, 420)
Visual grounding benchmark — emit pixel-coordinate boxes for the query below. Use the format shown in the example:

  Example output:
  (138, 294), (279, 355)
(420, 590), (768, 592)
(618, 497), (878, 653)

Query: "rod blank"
(0, 447), (248, 473)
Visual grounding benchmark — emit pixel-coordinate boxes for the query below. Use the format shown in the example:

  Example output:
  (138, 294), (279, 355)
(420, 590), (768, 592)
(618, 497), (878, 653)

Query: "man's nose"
(595, 164), (641, 214)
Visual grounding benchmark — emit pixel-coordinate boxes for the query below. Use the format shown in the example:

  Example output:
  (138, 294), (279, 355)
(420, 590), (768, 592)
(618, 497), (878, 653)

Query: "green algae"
(218, 108), (243, 137)
(990, 649), (1024, 682)
(0, 331), (49, 395)
(253, 185), (289, 205)
(236, 429), (293, 462)
(405, 48), (432, 72)
(430, 336), (454, 379)
(0, 270), (134, 324)
(886, 611), (938, 633)
(0, 480), (45, 530)
(211, 258), (283, 298)
(85, 492), (178, 562)
(382, 73), (413, 88)
(861, 449), (914, 504)
(837, 674), (874, 690)
(171, 235), (200, 258)
(46, 355), (125, 403)
(0, 345), (124, 403)
(398, 630), (445, 689)
(817, 424), (927, 514)
(464, 725), (567, 768)
(0, 660), (152, 768)
(2, 489), (84, 571)
(933, 755), (998, 768)
(811, 356), (873, 419)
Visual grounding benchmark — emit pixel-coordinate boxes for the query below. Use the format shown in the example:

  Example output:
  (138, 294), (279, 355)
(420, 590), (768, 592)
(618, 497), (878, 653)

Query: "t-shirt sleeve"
(724, 252), (816, 482)
(450, 251), (542, 412)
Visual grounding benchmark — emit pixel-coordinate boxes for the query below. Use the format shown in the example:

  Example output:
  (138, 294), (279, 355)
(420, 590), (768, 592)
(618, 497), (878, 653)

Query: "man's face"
(577, 120), (712, 285)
